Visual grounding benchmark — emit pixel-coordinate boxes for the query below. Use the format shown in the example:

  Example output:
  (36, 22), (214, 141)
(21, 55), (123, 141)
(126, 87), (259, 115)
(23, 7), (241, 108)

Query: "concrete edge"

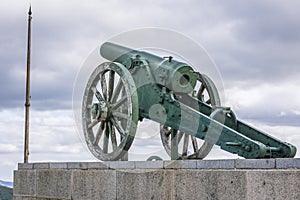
(17, 158), (300, 170)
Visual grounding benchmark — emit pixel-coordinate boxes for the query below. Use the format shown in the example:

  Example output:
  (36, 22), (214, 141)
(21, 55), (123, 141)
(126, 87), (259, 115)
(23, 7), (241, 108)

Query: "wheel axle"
(91, 102), (109, 121)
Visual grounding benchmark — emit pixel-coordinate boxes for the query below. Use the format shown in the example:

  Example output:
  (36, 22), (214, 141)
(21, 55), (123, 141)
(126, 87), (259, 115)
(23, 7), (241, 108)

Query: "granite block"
(36, 169), (71, 199)
(235, 159), (275, 169)
(13, 170), (36, 196)
(67, 162), (88, 169)
(109, 161), (135, 169)
(72, 169), (116, 200)
(18, 163), (33, 170)
(164, 160), (197, 169)
(49, 162), (67, 169)
(197, 159), (235, 169)
(276, 158), (300, 169)
(135, 161), (164, 169)
(33, 163), (49, 169)
(117, 169), (173, 200)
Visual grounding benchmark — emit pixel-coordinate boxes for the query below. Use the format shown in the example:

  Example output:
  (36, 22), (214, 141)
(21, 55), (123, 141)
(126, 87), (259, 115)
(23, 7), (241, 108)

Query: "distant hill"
(0, 185), (13, 200)
(0, 180), (13, 188)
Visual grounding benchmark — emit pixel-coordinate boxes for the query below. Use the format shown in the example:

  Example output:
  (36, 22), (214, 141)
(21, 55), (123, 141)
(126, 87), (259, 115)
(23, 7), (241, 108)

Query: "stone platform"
(14, 158), (300, 200)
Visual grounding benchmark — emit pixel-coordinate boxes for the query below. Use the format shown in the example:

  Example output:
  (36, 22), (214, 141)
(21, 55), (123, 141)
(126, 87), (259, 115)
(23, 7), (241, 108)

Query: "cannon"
(82, 42), (297, 161)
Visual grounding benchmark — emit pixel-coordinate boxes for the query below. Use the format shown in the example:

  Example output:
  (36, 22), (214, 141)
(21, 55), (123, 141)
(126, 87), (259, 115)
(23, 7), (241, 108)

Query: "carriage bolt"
(244, 146), (251, 152)
(201, 124), (207, 132)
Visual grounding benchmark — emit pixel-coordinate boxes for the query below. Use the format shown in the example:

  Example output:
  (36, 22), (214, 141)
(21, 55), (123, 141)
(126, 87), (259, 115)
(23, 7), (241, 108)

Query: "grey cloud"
(236, 111), (300, 127)
(223, 1), (300, 42)
(1, 0), (299, 130)
(0, 0), (173, 110)
(1, 0), (299, 122)
(208, 1), (300, 83)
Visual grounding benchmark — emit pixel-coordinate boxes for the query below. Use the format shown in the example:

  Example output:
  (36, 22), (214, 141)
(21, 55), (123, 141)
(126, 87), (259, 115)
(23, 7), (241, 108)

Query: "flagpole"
(24, 5), (32, 163)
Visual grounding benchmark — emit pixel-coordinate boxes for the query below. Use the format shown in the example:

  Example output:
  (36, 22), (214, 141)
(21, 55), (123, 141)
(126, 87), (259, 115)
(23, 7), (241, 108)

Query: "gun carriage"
(82, 42), (296, 161)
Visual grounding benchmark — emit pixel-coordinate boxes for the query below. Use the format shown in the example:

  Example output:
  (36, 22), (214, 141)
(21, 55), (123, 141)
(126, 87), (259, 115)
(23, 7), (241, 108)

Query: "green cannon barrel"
(100, 42), (197, 93)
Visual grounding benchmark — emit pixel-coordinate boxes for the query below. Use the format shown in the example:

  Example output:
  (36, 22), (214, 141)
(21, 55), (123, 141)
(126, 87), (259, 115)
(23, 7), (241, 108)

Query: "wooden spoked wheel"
(82, 62), (138, 161)
(160, 73), (221, 159)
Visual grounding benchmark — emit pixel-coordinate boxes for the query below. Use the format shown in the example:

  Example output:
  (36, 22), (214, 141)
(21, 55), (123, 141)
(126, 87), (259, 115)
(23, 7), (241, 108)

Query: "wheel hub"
(91, 101), (110, 121)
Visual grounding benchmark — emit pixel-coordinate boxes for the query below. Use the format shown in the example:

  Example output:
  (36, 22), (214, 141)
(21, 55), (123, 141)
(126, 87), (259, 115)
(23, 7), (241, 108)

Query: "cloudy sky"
(1, 0), (300, 181)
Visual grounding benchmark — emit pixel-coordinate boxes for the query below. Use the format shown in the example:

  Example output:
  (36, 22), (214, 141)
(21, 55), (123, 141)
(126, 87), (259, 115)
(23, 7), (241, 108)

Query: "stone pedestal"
(13, 158), (300, 200)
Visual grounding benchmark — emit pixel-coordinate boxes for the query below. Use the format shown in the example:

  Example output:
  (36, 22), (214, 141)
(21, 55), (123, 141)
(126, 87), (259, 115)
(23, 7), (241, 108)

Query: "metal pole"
(24, 6), (32, 163)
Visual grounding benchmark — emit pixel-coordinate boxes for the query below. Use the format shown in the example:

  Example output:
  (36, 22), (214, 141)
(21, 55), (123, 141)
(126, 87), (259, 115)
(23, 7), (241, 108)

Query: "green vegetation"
(0, 185), (13, 200)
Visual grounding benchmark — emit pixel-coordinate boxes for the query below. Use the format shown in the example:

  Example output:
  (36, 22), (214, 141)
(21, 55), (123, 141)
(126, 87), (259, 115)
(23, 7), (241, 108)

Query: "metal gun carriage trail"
(82, 42), (297, 161)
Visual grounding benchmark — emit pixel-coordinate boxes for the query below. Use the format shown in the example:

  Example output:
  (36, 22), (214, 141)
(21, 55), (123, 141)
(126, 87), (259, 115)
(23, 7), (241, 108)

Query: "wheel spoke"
(112, 96), (127, 110)
(91, 86), (104, 102)
(108, 70), (115, 101)
(94, 121), (105, 145)
(109, 121), (117, 150)
(111, 78), (123, 103)
(103, 122), (109, 153)
(165, 128), (172, 137)
(113, 111), (128, 120)
(182, 134), (189, 156)
(87, 104), (93, 109)
(100, 73), (108, 100)
(111, 117), (126, 136)
(191, 136), (198, 152)
(177, 131), (184, 144)
(197, 84), (205, 98)
(88, 119), (100, 129)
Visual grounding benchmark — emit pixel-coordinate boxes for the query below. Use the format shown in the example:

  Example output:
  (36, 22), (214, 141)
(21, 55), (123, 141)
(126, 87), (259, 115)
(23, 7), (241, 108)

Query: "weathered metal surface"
(81, 42), (297, 161)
